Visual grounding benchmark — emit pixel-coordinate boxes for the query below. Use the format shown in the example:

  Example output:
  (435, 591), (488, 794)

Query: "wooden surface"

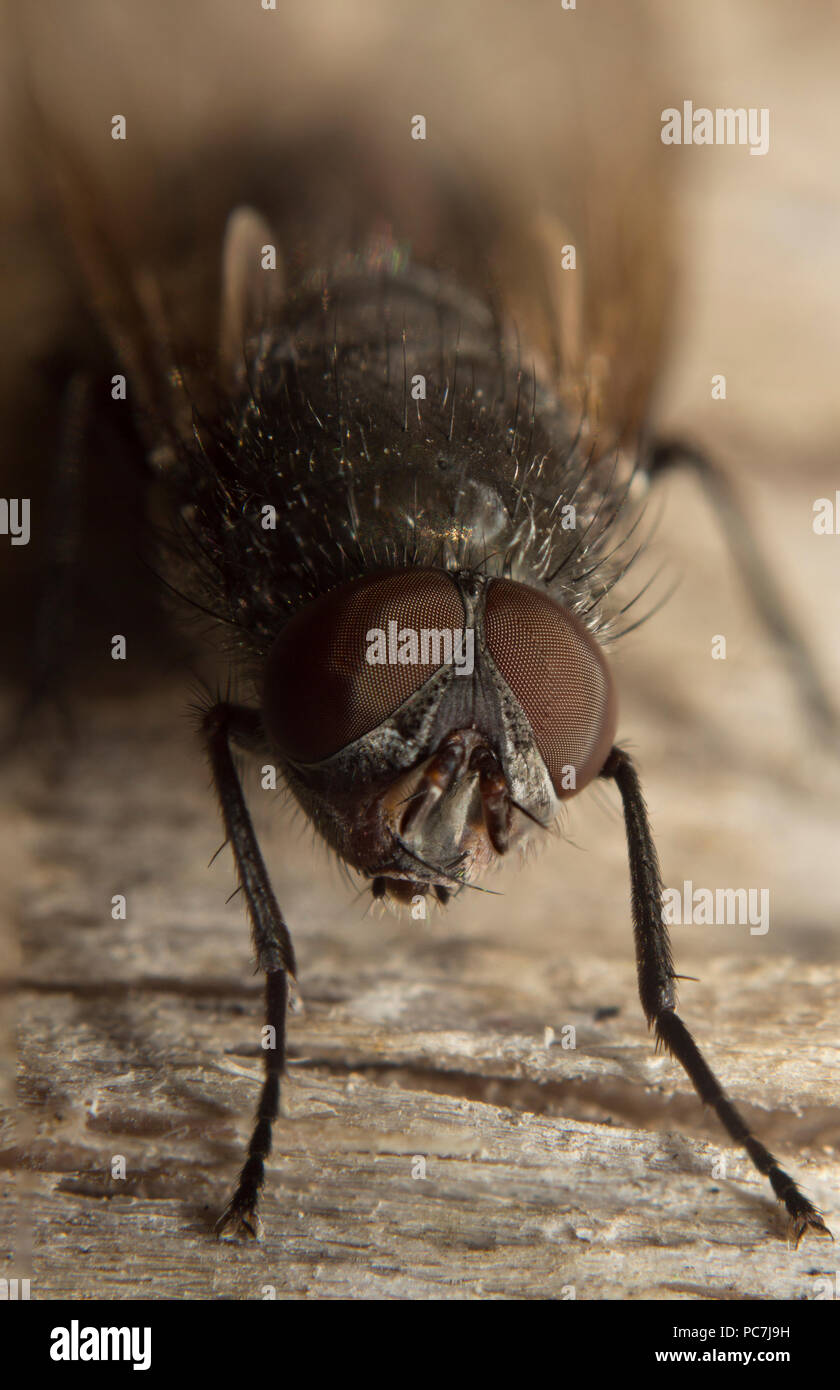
(3, 0), (840, 1301)
(4, 460), (839, 1300)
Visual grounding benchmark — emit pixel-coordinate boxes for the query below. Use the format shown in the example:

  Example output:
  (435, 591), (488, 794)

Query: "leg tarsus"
(787, 1204), (832, 1248)
(214, 971), (287, 1243)
(601, 743), (832, 1243)
(215, 1197), (265, 1243)
(655, 1006), (832, 1243)
(201, 701), (293, 1239)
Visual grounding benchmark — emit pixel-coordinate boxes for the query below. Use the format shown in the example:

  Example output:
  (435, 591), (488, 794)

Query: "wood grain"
(2, 0), (839, 1301)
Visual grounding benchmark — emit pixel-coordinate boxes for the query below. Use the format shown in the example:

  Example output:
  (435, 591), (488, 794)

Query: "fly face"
(262, 567), (617, 900)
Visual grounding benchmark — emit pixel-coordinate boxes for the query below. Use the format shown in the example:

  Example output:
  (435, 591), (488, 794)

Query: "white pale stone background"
(0, 0), (838, 1299)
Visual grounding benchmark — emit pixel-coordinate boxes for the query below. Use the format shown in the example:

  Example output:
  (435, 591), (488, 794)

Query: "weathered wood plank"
(2, 0), (840, 1305)
(5, 472), (839, 1298)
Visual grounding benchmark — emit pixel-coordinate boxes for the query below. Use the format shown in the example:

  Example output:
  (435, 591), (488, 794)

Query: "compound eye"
(484, 579), (617, 796)
(263, 568), (465, 763)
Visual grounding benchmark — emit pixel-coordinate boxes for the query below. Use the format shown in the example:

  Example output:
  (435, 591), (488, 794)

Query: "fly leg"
(646, 438), (836, 735)
(3, 372), (88, 754)
(201, 700), (297, 1240)
(600, 743), (831, 1244)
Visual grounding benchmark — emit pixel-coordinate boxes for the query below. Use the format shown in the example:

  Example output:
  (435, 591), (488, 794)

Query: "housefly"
(12, 9), (834, 1249)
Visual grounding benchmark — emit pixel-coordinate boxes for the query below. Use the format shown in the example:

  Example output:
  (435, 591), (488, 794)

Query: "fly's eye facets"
(484, 579), (617, 796)
(263, 568), (465, 763)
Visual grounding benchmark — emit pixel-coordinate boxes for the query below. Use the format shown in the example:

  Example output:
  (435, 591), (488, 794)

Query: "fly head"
(262, 565), (618, 902)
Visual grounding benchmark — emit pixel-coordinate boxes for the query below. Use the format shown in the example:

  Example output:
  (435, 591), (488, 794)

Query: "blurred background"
(1, 0), (838, 1298)
(0, 0), (839, 453)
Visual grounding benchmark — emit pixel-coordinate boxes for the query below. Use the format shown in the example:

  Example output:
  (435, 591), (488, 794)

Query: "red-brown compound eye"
(484, 579), (617, 797)
(263, 568), (465, 763)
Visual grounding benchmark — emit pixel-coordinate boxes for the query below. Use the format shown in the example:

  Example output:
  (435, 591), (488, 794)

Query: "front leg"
(201, 700), (297, 1240)
(600, 744), (831, 1244)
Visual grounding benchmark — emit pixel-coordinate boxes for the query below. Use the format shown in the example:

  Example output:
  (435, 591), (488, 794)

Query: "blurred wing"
(8, 0), (676, 454)
(476, 3), (678, 448)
